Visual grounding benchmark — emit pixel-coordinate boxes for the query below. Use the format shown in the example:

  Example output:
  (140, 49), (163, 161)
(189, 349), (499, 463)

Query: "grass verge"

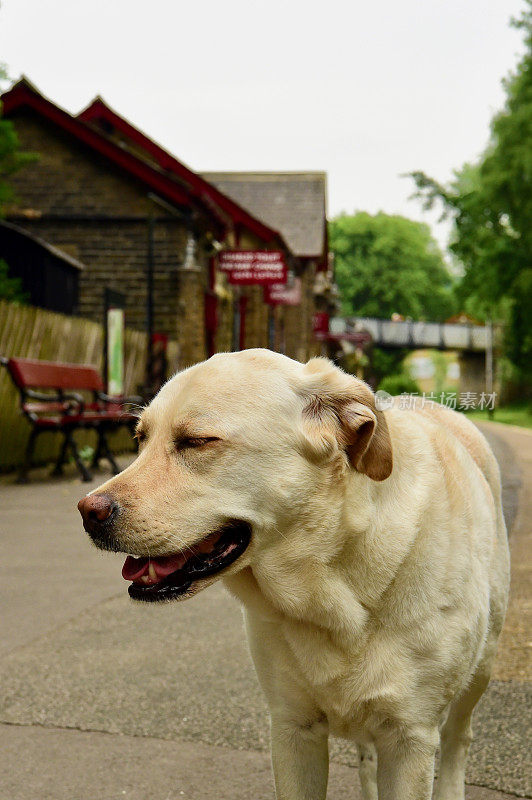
(466, 403), (532, 430)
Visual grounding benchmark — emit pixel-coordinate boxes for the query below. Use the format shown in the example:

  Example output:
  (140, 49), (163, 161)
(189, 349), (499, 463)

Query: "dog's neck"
(225, 475), (388, 637)
(225, 457), (421, 641)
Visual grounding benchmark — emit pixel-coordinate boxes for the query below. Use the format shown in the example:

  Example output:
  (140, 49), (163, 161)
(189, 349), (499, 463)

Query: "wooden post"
(486, 319), (494, 420)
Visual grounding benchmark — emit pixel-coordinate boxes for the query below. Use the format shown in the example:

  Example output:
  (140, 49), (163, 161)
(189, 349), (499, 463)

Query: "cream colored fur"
(92, 349), (510, 800)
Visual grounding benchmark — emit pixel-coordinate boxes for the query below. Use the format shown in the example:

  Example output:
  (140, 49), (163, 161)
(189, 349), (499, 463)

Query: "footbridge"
(326, 316), (492, 394)
(329, 317), (488, 351)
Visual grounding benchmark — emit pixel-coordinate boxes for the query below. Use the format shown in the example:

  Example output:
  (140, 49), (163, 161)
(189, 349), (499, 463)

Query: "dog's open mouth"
(122, 521), (251, 602)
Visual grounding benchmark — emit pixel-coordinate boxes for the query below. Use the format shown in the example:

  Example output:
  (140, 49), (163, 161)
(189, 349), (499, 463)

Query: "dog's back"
(412, 402), (509, 628)
(414, 401), (503, 516)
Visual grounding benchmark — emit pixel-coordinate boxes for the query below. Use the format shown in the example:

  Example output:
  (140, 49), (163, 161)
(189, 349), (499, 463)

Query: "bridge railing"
(331, 317), (487, 351)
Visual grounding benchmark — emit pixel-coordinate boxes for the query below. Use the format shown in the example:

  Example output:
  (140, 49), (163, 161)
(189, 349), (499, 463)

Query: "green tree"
(329, 211), (456, 322)
(0, 64), (36, 302)
(409, 3), (532, 384)
(0, 65), (34, 214)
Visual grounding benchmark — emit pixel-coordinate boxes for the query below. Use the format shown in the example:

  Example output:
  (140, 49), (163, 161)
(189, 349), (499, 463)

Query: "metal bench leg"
(91, 429), (104, 470)
(99, 427), (121, 475)
(17, 428), (39, 483)
(51, 432), (69, 477)
(66, 430), (93, 482)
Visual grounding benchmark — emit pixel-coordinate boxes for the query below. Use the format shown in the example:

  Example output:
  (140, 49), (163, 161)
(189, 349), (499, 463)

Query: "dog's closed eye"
(175, 436), (220, 451)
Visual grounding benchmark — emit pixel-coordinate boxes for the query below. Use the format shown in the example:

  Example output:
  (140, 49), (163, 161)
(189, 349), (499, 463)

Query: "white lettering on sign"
(265, 277), (302, 306)
(219, 251), (287, 286)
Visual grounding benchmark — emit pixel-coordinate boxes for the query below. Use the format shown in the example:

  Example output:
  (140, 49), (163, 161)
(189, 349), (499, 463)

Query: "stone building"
(2, 78), (332, 375)
(202, 172), (334, 363)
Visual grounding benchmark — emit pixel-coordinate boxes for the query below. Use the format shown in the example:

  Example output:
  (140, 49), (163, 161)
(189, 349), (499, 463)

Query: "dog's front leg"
(357, 742), (378, 800)
(270, 712), (329, 800)
(375, 727), (438, 800)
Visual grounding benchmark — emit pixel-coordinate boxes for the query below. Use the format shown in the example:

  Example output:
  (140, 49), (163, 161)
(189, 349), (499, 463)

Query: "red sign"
(313, 312), (330, 337)
(219, 250), (287, 286)
(264, 278), (302, 306)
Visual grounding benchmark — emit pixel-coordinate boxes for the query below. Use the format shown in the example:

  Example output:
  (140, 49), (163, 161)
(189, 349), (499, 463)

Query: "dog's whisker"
(171, 532), (198, 561)
(272, 523), (290, 544)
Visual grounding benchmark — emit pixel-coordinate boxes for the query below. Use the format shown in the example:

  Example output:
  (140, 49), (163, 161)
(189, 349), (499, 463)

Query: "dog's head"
(78, 350), (392, 602)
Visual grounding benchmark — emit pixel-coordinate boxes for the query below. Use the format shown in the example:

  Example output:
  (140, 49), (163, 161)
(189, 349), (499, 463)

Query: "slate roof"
(201, 172), (327, 259)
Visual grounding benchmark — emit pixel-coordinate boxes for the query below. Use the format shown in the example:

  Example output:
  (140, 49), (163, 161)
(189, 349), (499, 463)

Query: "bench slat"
(7, 357), (104, 392)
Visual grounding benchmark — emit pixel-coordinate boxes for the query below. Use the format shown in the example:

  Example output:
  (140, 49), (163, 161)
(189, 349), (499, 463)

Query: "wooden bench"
(0, 356), (141, 482)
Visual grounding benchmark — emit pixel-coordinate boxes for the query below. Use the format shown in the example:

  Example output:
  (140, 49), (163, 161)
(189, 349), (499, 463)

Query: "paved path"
(0, 422), (530, 800)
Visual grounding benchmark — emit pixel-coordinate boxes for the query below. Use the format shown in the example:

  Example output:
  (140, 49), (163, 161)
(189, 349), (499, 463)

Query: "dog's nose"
(78, 493), (117, 533)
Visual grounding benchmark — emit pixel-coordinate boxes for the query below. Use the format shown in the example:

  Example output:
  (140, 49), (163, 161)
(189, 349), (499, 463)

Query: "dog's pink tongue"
(122, 556), (148, 581)
(121, 554), (187, 582)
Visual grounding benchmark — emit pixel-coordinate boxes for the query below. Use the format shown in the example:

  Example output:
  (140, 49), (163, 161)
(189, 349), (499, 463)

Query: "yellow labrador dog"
(79, 350), (510, 800)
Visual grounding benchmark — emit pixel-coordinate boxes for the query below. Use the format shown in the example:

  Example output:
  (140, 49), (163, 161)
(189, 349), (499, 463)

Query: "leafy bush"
(370, 347), (409, 386)
(0, 259), (28, 303)
(378, 373), (420, 396)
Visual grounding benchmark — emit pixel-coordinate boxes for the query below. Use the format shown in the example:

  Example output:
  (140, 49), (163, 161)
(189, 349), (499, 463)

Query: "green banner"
(107, 307), (124, 396)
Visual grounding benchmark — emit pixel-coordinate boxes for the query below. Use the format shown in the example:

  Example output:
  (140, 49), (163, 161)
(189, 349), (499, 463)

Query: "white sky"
(0, 0), (526, 251)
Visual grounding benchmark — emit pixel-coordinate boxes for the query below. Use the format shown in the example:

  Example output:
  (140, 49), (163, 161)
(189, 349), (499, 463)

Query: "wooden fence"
(0, 300), (179, 470)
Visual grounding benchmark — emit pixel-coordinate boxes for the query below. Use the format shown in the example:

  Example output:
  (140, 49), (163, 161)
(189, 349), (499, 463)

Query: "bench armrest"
(25, 388), (85, 413)
(97, 392), (143, 407)
(62, 391), (86, 412)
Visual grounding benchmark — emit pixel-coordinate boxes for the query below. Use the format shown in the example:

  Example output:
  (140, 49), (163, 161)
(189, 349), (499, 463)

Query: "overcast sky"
(0, 0), (526, 250)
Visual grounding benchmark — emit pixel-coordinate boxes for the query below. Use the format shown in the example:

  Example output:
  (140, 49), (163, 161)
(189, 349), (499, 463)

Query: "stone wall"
(8, 217), (190, 338)
(282, 266), (320, 362)
(8, 109), (153, 217)
(213, 271), (234, 354)
(176, 267), (208, 366)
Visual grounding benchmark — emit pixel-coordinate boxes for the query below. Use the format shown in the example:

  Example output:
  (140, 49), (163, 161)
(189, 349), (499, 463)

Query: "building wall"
(230, 229), (321, 357)
(5, 109), (210, 364)
(8, 217), (190, 338)
(8, 110), (153, 216)
(282, 265), (320, 362)
(213, 271), (235, 354)
(176, 266), (208, 366)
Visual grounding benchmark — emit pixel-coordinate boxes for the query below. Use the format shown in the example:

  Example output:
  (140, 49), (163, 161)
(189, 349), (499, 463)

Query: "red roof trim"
(79, 98), (284, 246)
(2, 81), (218, 222)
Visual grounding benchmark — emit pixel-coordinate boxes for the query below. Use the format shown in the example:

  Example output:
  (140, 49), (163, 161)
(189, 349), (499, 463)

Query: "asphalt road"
(0, 421), (530, 800)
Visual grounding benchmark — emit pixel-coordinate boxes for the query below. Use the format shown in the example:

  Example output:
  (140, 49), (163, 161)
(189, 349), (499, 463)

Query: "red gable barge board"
(78, 97), (287, 247)
(264, 277), (302, 306)
(219, 251), (287, 286)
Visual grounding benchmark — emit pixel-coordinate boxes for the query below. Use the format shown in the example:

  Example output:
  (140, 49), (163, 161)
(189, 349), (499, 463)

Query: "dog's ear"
(300, 358), (392, 481)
